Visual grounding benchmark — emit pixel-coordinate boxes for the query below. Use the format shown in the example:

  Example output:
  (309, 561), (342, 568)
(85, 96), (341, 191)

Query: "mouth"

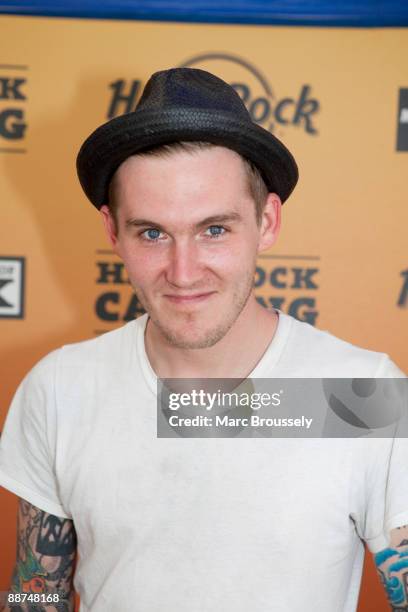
(164, 291), (216, 305)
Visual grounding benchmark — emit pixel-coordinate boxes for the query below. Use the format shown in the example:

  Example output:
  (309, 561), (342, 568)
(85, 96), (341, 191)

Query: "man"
(0, 68), (407, 612)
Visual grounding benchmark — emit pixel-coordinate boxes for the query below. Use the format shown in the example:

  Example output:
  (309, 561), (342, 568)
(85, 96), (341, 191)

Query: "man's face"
(101, 146), (280, 349)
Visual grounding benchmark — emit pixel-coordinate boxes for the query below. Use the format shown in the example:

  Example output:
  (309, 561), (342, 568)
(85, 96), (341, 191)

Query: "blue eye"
(206, 225), (225, 237)
(143, 228), (161, 241)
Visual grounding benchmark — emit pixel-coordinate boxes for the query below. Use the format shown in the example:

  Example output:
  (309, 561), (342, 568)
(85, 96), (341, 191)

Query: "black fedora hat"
(76, 67), (299, 208)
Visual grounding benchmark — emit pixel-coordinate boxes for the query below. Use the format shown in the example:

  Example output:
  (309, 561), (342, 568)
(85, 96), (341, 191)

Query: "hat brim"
(76, 108), (299, 208)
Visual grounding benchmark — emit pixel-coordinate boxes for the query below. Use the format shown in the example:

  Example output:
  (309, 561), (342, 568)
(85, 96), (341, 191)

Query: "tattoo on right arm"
(375, 524), (408, 612)
(3, 498), (77, 612)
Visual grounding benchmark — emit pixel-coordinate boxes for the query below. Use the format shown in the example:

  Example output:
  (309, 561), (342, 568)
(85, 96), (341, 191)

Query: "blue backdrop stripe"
(0, 0), (408, 26)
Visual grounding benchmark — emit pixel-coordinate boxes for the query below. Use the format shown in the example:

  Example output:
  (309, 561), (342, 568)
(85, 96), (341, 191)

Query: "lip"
(164, 292), (216, 304)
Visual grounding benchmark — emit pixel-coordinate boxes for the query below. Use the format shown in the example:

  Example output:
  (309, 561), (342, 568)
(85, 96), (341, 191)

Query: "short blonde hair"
(108, 141), (269, 230)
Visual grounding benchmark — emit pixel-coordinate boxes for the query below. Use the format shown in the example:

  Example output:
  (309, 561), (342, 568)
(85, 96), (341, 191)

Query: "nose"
(165, 238), (204, 288)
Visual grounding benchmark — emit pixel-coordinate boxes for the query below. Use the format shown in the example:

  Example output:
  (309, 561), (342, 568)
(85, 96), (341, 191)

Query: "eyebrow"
(125, 212), (243, 231)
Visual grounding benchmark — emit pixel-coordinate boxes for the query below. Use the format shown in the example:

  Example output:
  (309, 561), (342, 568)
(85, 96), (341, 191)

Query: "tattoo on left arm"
(375, 524), (408, 611)
(5, 499), (77, 612)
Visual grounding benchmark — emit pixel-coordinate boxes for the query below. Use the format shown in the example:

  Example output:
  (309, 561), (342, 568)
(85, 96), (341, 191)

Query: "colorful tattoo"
(375, 524), (408, 611)
(6, 499), (77, 612)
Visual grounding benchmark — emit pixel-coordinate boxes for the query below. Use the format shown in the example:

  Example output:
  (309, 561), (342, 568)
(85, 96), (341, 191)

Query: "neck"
(144, 296), (279, 379)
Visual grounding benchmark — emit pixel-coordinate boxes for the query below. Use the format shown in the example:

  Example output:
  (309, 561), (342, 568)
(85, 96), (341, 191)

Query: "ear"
(100, 205), (120, 252)
(258, 193), (281, 253)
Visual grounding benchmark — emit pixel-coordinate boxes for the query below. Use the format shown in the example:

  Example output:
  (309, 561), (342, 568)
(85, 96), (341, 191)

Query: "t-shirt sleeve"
(362, 436), (408, 554)
(362, 355), (408, 553)
(0, 349), (71, 519)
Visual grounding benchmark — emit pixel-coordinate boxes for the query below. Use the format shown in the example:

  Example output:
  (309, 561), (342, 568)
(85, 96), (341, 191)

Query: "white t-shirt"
(0, 311), (407, 612)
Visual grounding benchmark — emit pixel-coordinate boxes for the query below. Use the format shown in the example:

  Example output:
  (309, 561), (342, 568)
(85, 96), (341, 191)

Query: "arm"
(3, 498), (77, 612)
(375, 524), (408, 611)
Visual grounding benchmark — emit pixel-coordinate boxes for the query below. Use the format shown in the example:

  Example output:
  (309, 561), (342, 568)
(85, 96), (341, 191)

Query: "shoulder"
(55, 317), (144, 391)
(278, 313), (405, 377)
(59, 317), (140, 364)
(23, 317), (144, 392)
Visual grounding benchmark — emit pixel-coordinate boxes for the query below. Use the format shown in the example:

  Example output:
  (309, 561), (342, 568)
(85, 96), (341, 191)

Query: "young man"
(0, 68), (407, 612)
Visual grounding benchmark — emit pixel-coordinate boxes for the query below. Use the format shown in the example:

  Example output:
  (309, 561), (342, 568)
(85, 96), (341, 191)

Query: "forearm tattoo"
(375, 524), (408, 611)
(5, 499), (77, 612)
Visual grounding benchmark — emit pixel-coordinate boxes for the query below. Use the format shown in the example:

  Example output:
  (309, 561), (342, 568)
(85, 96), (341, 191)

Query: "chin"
(157, 318), (232, 350)
(141, 284), (252, 349)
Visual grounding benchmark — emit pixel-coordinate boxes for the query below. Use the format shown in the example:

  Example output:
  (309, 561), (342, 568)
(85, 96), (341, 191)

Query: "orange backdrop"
(0, 15), (407, 610)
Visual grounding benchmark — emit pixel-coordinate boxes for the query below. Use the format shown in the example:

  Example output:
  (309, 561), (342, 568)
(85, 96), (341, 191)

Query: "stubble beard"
(132, 267), (255, 350)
